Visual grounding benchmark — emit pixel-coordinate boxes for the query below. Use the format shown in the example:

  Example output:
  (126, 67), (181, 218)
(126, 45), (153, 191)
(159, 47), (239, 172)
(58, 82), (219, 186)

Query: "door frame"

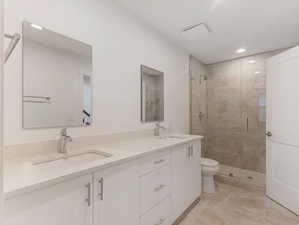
(0, 0), (4, 222)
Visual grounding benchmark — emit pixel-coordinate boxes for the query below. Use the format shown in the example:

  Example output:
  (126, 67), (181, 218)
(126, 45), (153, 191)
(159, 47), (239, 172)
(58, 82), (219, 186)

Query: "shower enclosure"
(190, 56), (209, 156)
(190, 51), (281, 174)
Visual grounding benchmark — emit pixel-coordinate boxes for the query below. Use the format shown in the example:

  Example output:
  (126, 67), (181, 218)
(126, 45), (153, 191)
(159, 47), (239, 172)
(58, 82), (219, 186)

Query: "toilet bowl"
(201, 157), (219, 193)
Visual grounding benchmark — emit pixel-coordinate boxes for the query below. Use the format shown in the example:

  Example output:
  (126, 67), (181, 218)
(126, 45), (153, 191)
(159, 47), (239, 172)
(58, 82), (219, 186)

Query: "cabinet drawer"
(140, 165), (171, 214)
(139, 152), (170, 176)
(140, 197), (171, 225)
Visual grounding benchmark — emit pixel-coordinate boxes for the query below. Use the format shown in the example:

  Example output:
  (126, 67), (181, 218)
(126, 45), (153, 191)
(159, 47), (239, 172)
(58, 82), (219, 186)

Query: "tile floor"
(179, 182), (299, 225)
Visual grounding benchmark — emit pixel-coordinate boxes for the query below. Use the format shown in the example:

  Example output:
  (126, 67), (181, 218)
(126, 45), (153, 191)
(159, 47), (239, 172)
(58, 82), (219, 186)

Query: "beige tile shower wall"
(206, 51), (283, 173)
(143, 74), (163, 122)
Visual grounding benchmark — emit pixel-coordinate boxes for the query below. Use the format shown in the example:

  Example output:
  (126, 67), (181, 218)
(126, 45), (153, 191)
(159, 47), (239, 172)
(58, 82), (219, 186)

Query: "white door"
(4, 175), (93, 225)
(93, 162), (139, 225)
(267, 46), (299, 215)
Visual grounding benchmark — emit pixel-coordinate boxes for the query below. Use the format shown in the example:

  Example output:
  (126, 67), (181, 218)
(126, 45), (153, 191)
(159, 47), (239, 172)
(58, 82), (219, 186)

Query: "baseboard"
(172, 196), (201, 225)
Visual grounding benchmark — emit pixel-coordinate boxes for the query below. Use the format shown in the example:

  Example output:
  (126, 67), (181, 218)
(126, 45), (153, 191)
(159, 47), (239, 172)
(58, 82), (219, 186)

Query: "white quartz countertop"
(4, 134), (203, 199)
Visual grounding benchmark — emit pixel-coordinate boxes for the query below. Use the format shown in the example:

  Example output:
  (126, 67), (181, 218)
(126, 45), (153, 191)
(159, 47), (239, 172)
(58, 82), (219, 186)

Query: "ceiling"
(113, 0), (299, 64)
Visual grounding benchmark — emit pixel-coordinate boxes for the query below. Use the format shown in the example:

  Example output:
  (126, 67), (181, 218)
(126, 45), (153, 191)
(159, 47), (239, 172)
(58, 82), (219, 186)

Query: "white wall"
(4, 0), (189, 145)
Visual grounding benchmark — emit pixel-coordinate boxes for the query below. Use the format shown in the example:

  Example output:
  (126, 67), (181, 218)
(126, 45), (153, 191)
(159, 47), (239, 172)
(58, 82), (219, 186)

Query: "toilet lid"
(201, 158), (219, 167)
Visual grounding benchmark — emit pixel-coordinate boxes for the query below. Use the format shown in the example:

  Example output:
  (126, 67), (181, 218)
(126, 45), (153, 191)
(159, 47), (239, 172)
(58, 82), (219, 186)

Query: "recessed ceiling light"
(255, 71), (261, 74)
(30, 23), (43, 30)
(248, 60), (256, 64)
(236, 48), (246, 54)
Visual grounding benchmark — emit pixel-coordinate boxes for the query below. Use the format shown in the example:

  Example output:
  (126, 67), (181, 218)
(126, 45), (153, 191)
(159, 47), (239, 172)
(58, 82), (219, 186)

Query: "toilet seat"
(201, 158), (219, 167)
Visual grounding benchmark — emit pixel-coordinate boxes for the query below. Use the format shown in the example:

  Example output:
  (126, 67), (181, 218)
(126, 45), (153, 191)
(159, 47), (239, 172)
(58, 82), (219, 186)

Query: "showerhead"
(201, 75), (208, 81)
(199, 75), (208, 84)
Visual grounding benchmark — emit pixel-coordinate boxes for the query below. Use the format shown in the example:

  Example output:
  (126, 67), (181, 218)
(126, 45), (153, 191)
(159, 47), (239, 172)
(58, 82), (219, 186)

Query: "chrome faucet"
(58, 128), (72, 154)
(154, 122), (166, 136)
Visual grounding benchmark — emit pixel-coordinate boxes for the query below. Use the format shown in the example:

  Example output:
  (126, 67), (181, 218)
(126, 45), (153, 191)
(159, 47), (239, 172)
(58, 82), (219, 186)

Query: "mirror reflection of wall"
(22, 21), (93, 129)
(83, 75), (92, 126)
(141, 65), (164, 123)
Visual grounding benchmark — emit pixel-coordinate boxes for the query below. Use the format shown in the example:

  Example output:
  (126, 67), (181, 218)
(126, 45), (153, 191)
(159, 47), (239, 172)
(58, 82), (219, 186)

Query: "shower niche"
(140, 65), (164, 123)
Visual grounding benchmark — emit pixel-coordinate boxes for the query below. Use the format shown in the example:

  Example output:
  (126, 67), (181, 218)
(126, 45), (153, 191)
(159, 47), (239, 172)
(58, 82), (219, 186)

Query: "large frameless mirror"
(141, 65), (164, 123)
(22, 21), (93, 129)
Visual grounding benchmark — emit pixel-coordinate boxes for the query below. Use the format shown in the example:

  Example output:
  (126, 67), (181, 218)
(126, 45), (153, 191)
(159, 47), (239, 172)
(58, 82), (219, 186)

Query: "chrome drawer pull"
(98, 178), (104, 200)
(154, 159), (165, 165)
(187, 145), (192, 158)
(154, 185), (165, 192)
(191, 145), (194, 157)
(85, 183), (91, 207)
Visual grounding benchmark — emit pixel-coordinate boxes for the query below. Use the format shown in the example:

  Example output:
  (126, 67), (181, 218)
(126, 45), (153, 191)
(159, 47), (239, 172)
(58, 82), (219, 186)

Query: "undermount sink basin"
(157, 135), (189, 140)
(32, 150), (113, 165)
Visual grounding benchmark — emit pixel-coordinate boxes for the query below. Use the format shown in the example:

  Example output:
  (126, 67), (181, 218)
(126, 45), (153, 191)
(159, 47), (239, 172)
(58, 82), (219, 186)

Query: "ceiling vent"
(182, 23), (212, 33)
(181, 23), (212, 41)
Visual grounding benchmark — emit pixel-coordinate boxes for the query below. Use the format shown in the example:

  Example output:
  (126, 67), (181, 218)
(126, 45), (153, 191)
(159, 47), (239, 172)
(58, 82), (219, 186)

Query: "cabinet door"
(93, 162), (139, 225)
(4, 175), (92, 225)
(190, 141), (202, 200)
(171, 144), (193, 219)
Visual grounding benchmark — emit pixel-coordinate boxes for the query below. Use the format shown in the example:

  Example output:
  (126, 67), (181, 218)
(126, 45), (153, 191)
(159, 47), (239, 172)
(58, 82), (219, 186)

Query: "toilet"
(201, 157), (219, 193)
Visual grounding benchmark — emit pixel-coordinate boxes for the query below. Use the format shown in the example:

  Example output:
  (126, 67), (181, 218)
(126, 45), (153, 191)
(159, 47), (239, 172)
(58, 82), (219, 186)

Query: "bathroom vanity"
(3, 22), (202, 225)
(3, 135), (202, 225)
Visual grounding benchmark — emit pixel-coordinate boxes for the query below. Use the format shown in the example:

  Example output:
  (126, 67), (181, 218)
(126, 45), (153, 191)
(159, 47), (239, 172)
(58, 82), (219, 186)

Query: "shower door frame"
(189, 56), (208, 135)
(189, 56), (209, 157)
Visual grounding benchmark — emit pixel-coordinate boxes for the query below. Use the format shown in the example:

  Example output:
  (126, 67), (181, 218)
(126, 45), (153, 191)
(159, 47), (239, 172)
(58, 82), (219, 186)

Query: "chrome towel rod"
(23, 95), (52, 104)
(4, 33), (21, 63)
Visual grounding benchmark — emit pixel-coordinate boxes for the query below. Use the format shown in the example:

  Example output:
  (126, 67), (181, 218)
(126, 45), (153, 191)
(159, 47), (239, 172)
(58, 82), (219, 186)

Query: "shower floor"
(178, 181), (299, 225)
(216, 164), (266, 189)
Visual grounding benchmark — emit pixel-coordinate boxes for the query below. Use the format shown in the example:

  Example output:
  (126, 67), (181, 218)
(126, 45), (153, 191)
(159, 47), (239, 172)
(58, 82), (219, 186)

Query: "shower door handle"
(198, 112), (205, 120)
(246, 116), (249, 132)
(243, 112), (249, 132)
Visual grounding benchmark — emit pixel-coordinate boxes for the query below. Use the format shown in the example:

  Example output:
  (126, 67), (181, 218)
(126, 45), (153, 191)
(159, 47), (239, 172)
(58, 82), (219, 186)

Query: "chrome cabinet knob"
(266, 131), (273, 137)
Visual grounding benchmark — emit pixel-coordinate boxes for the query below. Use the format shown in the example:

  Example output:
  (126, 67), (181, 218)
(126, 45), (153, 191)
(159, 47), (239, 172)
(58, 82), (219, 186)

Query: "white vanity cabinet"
(172, 141), (201, 219)
(4, 138), (202, 225)
(4, 175), (93, 225)
(139, 151), (172, 225)
(93, 162), (139, 225)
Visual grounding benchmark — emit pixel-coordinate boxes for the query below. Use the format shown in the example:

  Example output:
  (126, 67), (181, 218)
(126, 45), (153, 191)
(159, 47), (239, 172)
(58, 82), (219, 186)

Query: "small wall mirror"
(22, 21), (93, 129)
(141, 65), (164, 123)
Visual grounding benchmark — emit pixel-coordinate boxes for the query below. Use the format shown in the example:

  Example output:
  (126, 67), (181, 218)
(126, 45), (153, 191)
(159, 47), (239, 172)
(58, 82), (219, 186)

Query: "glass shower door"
(240, 54), (272, 173)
